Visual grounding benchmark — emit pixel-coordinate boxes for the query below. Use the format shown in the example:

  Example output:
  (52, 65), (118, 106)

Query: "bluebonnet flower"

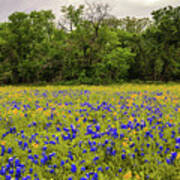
(15, 167), (21, 178)
(119, 168), (122, 172)
(60, 160), (65, 166)
(29, 168), (33, 174)
(5, 175), (11, 180)
(166, 158), (171, 164)
(49, 152), (56, 160)
(15, 159), (20, 167)
(7, 148), (12, 154)
(171, 152), (177, 161)
(68, 152), (73, 160)
(95, 124), (100, 131)
(111, 150), (116, 156)
(81, 167), (86, 171)
(1, 145), (5, 156)
(92, 173), (98, 180)
(93, 156), (99, 161)
(82, 149), (87, 153)
(80, 177), (87, 180)
(175, 144), (180, 149)
(50, 169), (54, 173)
(9, 169), (14, 174)
(56, 127), (61, 132)
(176, 137), (180, 144)
(98, 167), (103, 172)
(41, 157), (46, 165)
(49, 141), (56, 144)
(159, 146), (163, 151)
(130, 143), (135, 148)
(90, 147), (97, 152)
(121, 154), (126, 160)
(34, 154), (39, 159)
(23, 142), (28, 150)
(80, 160), (85, 164)
(71, 164), (77, 173)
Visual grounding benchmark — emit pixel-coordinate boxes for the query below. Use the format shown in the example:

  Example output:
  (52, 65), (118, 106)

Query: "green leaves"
(0, 3), (180, 84)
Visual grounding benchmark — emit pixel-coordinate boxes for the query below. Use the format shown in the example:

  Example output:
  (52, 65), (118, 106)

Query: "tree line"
(0, 3), (180, 84)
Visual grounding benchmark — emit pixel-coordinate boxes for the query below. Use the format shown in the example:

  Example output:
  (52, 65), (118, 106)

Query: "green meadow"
(0, 84), (179, 180)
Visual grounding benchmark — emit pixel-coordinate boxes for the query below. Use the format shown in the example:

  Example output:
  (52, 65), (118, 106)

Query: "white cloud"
(0, 0), (179, 22)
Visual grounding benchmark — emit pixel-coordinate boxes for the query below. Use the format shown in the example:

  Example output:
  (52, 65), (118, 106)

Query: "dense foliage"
(0, 4), (180, 84)
(0, 85), (180, 180)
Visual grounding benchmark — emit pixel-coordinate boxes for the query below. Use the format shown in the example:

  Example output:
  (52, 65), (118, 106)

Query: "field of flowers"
(0, 84), (180, 180)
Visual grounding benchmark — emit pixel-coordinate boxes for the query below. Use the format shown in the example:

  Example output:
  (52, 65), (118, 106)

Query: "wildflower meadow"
(0, 84), (180, 180)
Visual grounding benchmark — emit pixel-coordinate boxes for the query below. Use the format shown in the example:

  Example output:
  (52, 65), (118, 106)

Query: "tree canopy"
(0, 4), (179, 84)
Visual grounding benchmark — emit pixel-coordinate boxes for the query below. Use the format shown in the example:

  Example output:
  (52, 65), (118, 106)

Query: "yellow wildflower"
(144, 127), (148, 132)
(113, 112), (117, 116)
(136, 174), (141, 180)
(32, 143), (39, 148)
(13, 109), (18, 115)
(123, 171), (132, 179)
(122, 142), (127, 147)
(177, 152), (180, 160)
(1, 141), (6, 145)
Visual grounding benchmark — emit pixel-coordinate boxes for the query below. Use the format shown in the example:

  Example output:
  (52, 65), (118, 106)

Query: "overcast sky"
(0, 0), (180, 22)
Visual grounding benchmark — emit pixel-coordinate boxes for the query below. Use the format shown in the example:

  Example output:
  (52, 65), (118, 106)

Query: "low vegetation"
(0, 85), (179, 179)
